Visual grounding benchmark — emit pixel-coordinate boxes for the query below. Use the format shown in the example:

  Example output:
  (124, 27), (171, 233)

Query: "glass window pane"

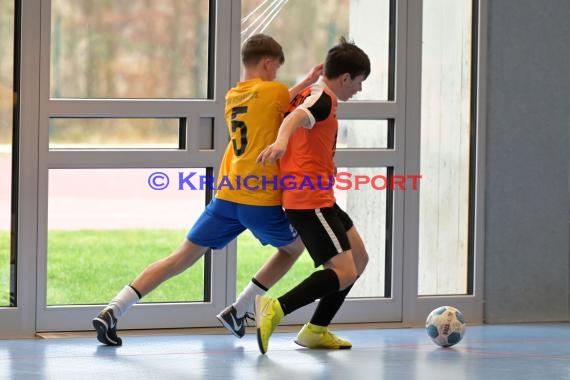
(50, 0), (210, 99)
(241, 0), (391, 101)
(337, 119), (392, 149)
(49, 118), (182, 149)
(47, 168), (208, 305)
(418, 0), (473, 296)
(337, 167), (389, 298)
(0, 0), (15, 307)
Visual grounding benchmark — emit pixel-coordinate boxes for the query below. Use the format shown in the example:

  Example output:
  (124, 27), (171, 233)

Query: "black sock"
(310, 283), (354, 326)
(278, 268), (340, 315)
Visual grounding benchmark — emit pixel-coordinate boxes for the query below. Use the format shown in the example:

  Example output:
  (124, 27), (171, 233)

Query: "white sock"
(108, 285), (140, 318)
(233, 280), (266, 318)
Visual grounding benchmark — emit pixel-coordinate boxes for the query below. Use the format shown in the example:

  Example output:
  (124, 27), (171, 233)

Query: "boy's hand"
(303, 63), (324, 86)
(257, 140), (287, 166)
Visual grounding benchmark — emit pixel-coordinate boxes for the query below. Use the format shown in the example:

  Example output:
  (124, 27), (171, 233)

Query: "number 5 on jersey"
(231, 106), (248, 156)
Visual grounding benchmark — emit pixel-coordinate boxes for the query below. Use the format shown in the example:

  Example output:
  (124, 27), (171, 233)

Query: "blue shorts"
(187, 198), (298, 249)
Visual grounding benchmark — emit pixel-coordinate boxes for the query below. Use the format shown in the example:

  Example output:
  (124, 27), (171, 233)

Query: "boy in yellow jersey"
(92, 34), (322, 346)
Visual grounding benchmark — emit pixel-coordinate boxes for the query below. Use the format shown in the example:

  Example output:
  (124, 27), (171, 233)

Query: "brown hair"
(241, 34), (285, 66)
(324, 37), (370, 80)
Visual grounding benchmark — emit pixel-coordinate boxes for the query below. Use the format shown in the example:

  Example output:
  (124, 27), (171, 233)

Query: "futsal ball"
(425, 306), (466, 347)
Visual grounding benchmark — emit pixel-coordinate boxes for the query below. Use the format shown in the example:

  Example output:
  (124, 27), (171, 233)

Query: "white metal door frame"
(401, 0), (486, 325)
(0, 0), (485, 337)
(33, 0), (236, 331)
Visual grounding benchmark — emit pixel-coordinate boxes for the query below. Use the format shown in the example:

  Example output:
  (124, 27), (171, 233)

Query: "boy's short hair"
(324, 37), (371, 80)
(241, 34), (285, 66)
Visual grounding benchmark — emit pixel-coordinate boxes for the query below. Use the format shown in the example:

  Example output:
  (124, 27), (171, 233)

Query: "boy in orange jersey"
(255, 37), (371, 354)
(92, 34), (322, 346)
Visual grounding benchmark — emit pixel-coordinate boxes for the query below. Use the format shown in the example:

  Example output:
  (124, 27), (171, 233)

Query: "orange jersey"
(216, 79), (290, 206)
(280, 78), (338, 209)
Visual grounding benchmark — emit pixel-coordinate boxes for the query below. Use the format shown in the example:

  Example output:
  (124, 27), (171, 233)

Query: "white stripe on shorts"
(315, 208), (343, 253)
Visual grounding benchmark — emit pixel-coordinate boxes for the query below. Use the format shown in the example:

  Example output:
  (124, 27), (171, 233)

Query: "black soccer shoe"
(92, 307), (122, 346)
(216, 305), (247, 338)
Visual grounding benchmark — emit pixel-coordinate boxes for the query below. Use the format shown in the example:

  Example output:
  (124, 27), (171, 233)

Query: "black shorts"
(285, 203), (354, 267)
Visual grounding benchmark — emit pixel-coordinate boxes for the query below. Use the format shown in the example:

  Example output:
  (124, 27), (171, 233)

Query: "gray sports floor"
(1, 323), (569, 379)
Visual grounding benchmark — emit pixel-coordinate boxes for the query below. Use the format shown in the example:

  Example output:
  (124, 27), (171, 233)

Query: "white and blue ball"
(425, 306), (466, 347)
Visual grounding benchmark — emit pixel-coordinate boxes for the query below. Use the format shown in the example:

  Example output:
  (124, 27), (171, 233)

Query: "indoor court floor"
(1, 323), (569, 379)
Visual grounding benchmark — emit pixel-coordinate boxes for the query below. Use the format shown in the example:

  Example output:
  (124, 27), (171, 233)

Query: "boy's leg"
(218, 204), (303, 338)
(231, 237), (304, 317)
(255, 207), (359, 354)
(346, 225), (369, 275)
(93, 198), (244, 346)
(217, 239), (303, 338)
(255, 251), (357, 354)
(294, 285), (354, 349)
(95, 237), (206, 329)
(309, 225), (368, 325)
(297, 222), (370, 348)
(278, 207), (361, 314)
(92, 239), (207, 346)
(130, 239), (208, 297)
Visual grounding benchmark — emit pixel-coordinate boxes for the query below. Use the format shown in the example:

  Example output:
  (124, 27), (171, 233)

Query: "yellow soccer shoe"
(295, 323), (352, 349)
(255, 295), (284, 354)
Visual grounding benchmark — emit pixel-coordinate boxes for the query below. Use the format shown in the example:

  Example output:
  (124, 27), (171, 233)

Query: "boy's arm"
(257, 109), (311, 165)
(288, 64), (323, 100)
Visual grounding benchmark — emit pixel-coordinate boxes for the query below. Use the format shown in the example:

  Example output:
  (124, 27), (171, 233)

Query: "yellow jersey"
(215, 79), (290, 206)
